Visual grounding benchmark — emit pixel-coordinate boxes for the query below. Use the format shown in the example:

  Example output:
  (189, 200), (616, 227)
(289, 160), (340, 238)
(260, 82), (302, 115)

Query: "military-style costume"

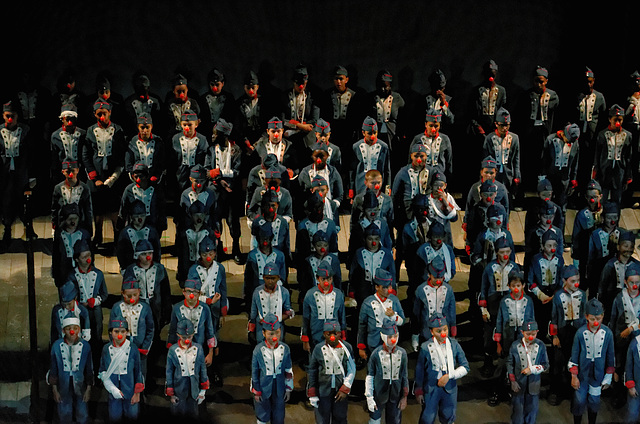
(248, 264), (294, 345)
(541, 123), (580, 209)
(244, 223), (288, 305)
(171, 111), (208, 193)
(50, 281), (92, 346)
(124, 113), (165, 183)
(116, 200), (162, 272)
(167, 279), (217, 351)
(352, 117), (391, 195)
(50, 104), (86, 178)
(51, 160), (93, 234)
(409, 109), (453, 176)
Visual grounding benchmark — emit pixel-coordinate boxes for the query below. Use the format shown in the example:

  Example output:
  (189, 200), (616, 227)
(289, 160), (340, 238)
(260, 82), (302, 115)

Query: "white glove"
(309, 396), (319, 408)
(366, 396), (377, 413)
(602, 373), (613, 387)
(411, 334), (420, 352)
(99, 373), (123, 399)
(480, 307), (490, 321)
(197, 389), (206, 404)
(104, 176), (115, 188)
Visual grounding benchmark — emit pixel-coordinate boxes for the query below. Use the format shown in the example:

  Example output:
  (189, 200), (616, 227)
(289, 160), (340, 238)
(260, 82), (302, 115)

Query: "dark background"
(5, 0), (640, 193)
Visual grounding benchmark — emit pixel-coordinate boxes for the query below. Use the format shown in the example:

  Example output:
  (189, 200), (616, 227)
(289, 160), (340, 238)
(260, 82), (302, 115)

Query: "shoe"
(487, 392), (500, 407)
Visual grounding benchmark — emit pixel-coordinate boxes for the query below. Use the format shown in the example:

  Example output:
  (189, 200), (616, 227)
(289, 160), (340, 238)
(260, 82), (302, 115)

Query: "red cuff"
(300, 335), (309, 342)
(206, 297), (213, 305)
(339, 384), (350, 394)
(627, 381), (636, 389)
(508, 373), (516, 382)
(87, 298), (96, 309)
(348, 189), (354, 199)
(341, 330), (347, 340)
(88, 170), (98, 180)
(549, 324), (558, 336)
(450, 326), (457, 337)
(357, 343), (367, 350)
(166, 343), (172, 349)
(166, 387), (175, 397)
(207, 337), (217, 348)
(606, 367), (616, 375)
(461, 223), (467, 232)
(138, 349), (148, 356)
(478, 300), (487, 308)
(248, 322), (256, 332)
(134, 383), (145, 393)
(251, 387), (262, 396)
(348, 292), (354, 299)
(493, 333), (501, 342)
(307, 387), (317, 398)
(150, 176), (158, 182)
(570, 180), (578, 188)
(569, 366), (579, 375)
(221, 306), (228, 316)
(200, 380), (210, 390)
(414, 387), (424, 396)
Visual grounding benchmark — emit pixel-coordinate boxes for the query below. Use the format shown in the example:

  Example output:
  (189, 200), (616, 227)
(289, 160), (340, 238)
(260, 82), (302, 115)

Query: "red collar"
(375, 293), (388, 302)
(510, 292), (524, 301)
(77, 265), (92, 274)
(183, 299), (200, 308)
(318, 284), (334, 294)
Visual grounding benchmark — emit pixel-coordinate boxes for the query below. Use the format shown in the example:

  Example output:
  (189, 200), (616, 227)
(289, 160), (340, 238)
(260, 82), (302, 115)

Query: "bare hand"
(334, 390), (348, 402)
(437, 374), (450, 387)
(131, 392), (140, 405)
(385, 307), (395, 317)
(284, 391), (291, 402)
(416, 394), (424, 405)
(254, 394), (262, 403)
(496, 342), (502, 356)
(95, 180), (104, 187)
(571, 375), (580, 390)
(521, 367), (531, 376)
(552, 336), (561, 347)
(171, 395), (179, 404)
(205, 350), (214, 366)
(52, 388), (61, 403)
(630, 387), (638, 398)
(621, 327), (633, 339)
(359, 349), (368, 360)
(210, 293), (222, 305)
(303, 341), (310, 352)
(398, 396), (407, 410)
(83, 387), (91, 403)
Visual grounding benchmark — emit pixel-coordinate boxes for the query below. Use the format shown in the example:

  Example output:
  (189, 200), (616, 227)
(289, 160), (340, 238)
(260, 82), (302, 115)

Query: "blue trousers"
(627, 393), (640, 424)
(316, 390), (348, 424)
(571, 383), (601, 416)
(57, 392), (88, 424)
(108, 396), (139, 422)
(511, 391), (539, 424)
(420, 386), (457, 424)
(254, 383), (285, 424)
(369, 398), (403, 424)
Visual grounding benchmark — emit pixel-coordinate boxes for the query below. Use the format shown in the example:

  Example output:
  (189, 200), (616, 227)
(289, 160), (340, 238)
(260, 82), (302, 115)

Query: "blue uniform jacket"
(301, 286), (346, 347)
(110, 300), (155, 351)
(98, 340), (144, 399)
(250, 341), (294, 399)
(166, 342), (209, 400)
(414, 337), (469, 395)
(568, 324), (615, 386)
(413, 282), (456, 339)
(357, 293), (405, 350)
(49, 338), (94, 397)
(506, 337), (549, 395)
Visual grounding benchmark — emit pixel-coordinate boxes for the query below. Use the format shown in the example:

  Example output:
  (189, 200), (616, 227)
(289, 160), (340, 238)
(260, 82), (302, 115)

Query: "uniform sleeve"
(414, 346), (427, 396)
(167, 307), (178, 347)
(626, 339), (638, 389)
(307, 346), (320, 397)
(165, 349), (176, 394)
(142, 306), (155, 351)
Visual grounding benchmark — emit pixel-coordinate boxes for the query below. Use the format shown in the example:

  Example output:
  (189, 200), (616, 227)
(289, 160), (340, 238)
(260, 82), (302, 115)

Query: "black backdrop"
(5, 0), (640, 193)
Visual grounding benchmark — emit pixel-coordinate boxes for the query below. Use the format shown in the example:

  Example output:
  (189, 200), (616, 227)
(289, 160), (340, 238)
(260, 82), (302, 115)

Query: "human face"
(510, 279), (524, 296)
(3, 111), (17, 129)
(191, 177), (205, 192)
(586, 313), (604, 330)
(138, 123), (153, 140)
(200, 250), (215, 266)
(364, 207), (378, 220)
(586, 189), (601, 209)
(604, 213), (619, 228)
(497, 247), (511, 263)
(312, 151), (328, 168)
(191, 212), (205, 227)
(480, 167), (497, 182)
(317, 275), (333, 290)
(375, 284), (390, 298)
(181, 120), (198, 137)
(480, 191), (496, 206)
(609, 115), (624, 131)
(293, 80), (307, 94)
(178, 333), (194, 348)
(173, 84), (188, 101)
(111, 327), (128, 345)
(98, 88), (111, 101)
(264, 201), (279, 217)
(63, 324), (81, 343)
(138, 251), (153, 266)
(522, 330), (538, 344)
(210, 80), (224, 94)
(263, 328), (282, 346)
(122, 288), (140, 305)
(411, 152), (426, 168)
(585, 77), (595, 92)
(324, 330), (341, 347)
(432, 181), (446, 197)
(263, 275), (279, 291)
(542, 239), (558, 257)
(183, 288), (200, 304)
(430, 324), (448, 342)
(244, 84), (259, 98)
(365, 175), (383, 192)
(131, 213), (146, 229)
(334, 75), (349, 93)
(64, 214), (79, 232)
(314, 240), (329, 256)
(267, 128), (283, 143)
(315, 131), (331, 144)
(61, 115), (77, 131)
(627, 275), (640, 294)
(94, 108), (111, 126)
(363, 130), (378, 144)
(619, 241), (634, 260)
(425, 121), (440, 137)
(429, 233), (443, 249)
(258, 236), (273, 251)
(63, 299), (76, 311)
(565, 275), (580, 292)
(378, 80), (392, 97)
(77, 250), (92, 268)
(62, 167), (79, 184)
(496, 122), (510, 137)
(365, 235), (381, 251)
(533, 76), (547, 93)
(312, 185), (328, 199)
(538, 190), (553, 202)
